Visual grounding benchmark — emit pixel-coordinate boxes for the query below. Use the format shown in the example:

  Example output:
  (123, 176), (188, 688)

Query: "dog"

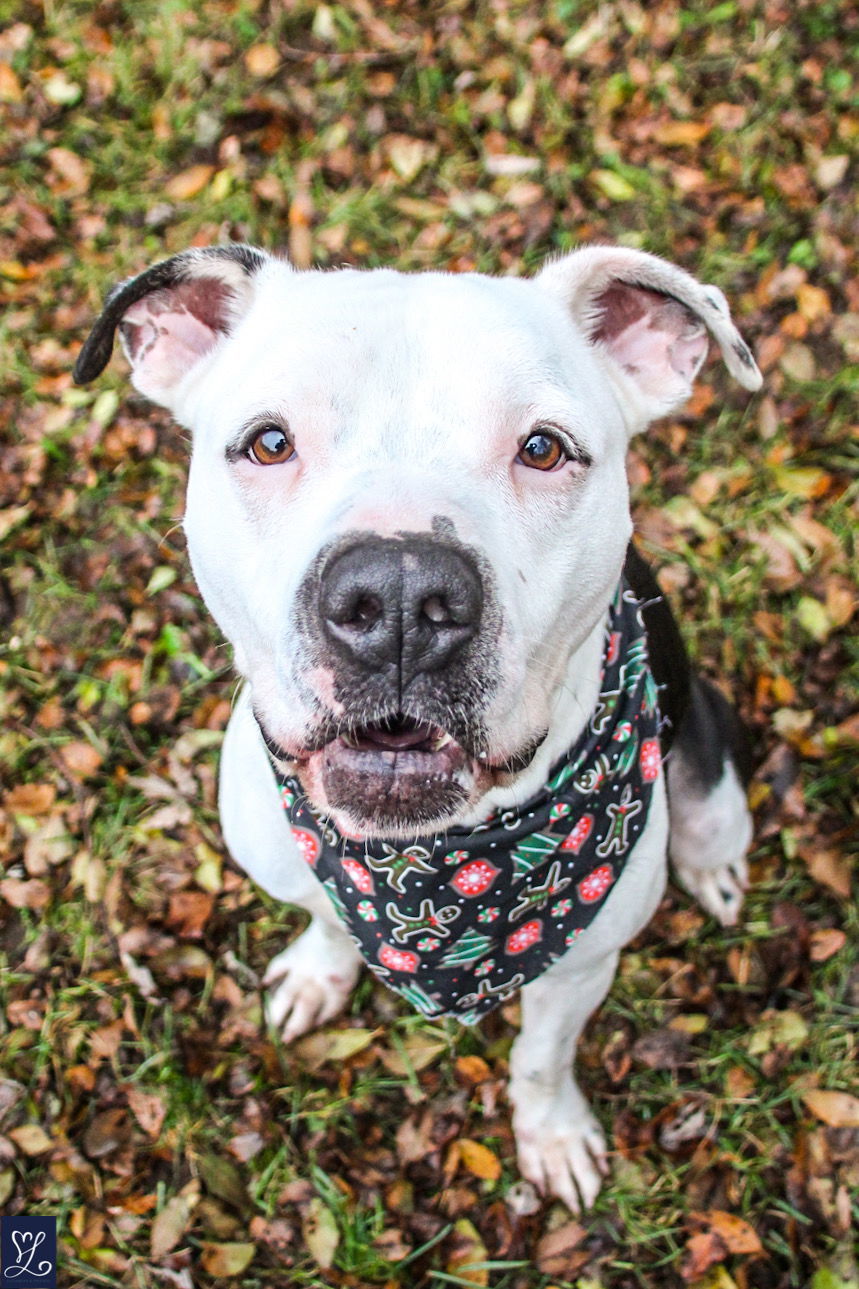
(75, 243), (761, 1213)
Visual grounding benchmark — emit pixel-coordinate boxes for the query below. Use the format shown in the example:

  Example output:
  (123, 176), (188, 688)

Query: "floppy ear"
(73, 244), (272, 407)
(537, 246), (762, 434)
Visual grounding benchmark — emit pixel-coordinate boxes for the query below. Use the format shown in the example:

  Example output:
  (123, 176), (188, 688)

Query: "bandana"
(273, 581), (663, 1024)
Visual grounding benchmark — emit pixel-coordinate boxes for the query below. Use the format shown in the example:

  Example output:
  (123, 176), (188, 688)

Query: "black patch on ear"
(73, 243), (267, 385)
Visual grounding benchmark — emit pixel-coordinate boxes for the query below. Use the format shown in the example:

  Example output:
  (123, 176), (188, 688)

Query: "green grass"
(1, 0), (857, 1286)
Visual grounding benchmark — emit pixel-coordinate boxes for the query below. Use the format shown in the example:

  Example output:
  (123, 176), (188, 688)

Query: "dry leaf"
(151, 1194), (193, 1259)
(0, 878), (50, 909)
(809, 929), (846, 962)
(302, 1197), (339, 1270)
(199, 1243), (256, 1276)
(457, 1138), (502, 1181)
(164, 165), (215, 201)
(4, 783), (56, 814)
(535, 1219), (588, 1275)
(126, 1086), (167, 1138)
(446, 1217), (489, 1287)
(59, 740), (103, 779)
(8, 1124), (53, 1155)
(801, 1090), (859, 1128)
(378, 1031), (448, 1075)
(244, 43), (279, 76)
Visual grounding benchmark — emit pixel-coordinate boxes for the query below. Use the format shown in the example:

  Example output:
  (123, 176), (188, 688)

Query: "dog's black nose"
(319, 537), (483, 682)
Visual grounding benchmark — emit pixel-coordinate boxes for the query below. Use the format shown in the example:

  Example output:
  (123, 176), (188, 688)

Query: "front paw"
(263, 921), (362, 1043)
(673, 853), (748, 927)
(511, 1082), (609, 1214)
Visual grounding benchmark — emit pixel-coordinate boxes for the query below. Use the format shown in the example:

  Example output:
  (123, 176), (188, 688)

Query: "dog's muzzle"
(287, 533), (494, 834)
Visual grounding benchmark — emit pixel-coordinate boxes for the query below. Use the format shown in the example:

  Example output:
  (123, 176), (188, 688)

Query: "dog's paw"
(512, 1085), (609, 1214)
(673, 854), (748, 927)
(263, 921), (362, 1043)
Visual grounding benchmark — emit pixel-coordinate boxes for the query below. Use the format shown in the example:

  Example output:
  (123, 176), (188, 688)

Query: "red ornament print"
(379, 943), (419, 972)
(341, 857), (374, 894)
(293, 827), (321, 867)
(578, 863), (614, 903)
(505, 920), (543, 955)
(606, 630), (621, 666)
(640, 738), (661, 782)
(560, 814), (594, 854)
(449, 859), (499, 898)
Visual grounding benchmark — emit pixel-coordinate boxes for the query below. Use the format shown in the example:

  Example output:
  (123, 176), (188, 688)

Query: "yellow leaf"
(165, 164), (215, 201)
(8, 1124), (53, 1155)
(150, 1194), (192, 1258)
(244, 43), (279, 77)
(0, 64), (23, 102)
(302, 1197), (339, 1270)
(378, 1030), (448, 1075)
(457, 1138), (502, 1181)
(200, 1243), (256, 1276)
(653, 120), (711, 146)
(802, 1090), (859, 1128)
(446, 1218), (489, 1287)
(748, 1009), (808, 1055)
(590, 168), (637, 201)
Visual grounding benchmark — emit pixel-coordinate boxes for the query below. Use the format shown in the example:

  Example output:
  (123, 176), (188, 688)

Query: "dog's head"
(76, 245), (760, 838)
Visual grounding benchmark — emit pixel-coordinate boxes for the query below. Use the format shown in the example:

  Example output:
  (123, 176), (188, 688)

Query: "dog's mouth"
(259, 708), (544, 838)
(317, 712), (474, 835)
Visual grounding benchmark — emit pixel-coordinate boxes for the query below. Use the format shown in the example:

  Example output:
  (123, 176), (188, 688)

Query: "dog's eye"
(517, 430), (567, 472)
(248, 424), (296, 465)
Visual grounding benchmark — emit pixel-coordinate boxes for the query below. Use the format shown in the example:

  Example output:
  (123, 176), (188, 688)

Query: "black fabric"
(622, 543), (690, 755)
(274, 579), (665, 1023)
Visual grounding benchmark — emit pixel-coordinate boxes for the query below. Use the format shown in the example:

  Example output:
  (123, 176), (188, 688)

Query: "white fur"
(106, 245), (760, 1210)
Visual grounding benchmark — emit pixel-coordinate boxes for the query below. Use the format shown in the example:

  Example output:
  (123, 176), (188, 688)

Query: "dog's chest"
(273, 581), (665, 1023)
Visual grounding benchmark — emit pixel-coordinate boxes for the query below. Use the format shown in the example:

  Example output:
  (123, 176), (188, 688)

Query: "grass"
(1, 0), (857, 1286)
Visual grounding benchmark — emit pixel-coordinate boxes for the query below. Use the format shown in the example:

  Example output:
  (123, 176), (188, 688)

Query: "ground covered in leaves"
(1, 1), (857, 1286)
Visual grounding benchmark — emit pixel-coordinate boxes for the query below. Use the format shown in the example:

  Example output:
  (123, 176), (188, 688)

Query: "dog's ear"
(536, 246), (761, 433)
(73, 244), (272, 406)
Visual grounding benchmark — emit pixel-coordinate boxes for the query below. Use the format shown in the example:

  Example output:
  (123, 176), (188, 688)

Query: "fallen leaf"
(0, 878), (50, 909)
(378, 1031), (448, 1075)
(294, 1026), (377, 1070)
(151, 1194), (192, 1259)
(24, 813), (73, 874)
(446, 1217), (489, 1287)
(59, 740), (103, 779)
(164, 165), (215, 201)
(302, 1197), (339, 1270)
(802, 1090), (859, 1128)
(200, 1242), (256, 1276)
(126, 1086), (167, 1138)
(457, 1138), (502, 1182)
(809, 929), (846, 961)
(748, 1009), (808, 1056)
(455, 1055), (491, 1084)
(244, 43), (279, 76)
(83, 1107), (131, 1159)
(3, 783), (56, 814)
(8, 1124), (53, 1155)
(535, 1220), (588, 1275)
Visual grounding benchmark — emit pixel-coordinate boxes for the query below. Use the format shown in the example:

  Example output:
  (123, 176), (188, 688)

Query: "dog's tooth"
(432, 731), (453, 751)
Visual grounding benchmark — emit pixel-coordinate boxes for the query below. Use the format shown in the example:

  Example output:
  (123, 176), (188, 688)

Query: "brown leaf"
(302, 1198), (339, 1270)
(46, 146), (91, 196)
(164, 165), (215, 201)
(126, 1086), (167, 1138)
(799, 845), (852, 899)
(535, 1220), (588, 1275)
(456, 1138), (502, 1182)
(166, 889), (214, 937)
(801, 1090), (859, 1128)
(151, 1194), (193, 1258)
(83, 1107), (131, 1159)
(455, 1055), (491, 1085)
(59, 740), (103, 779)
(244, 43), (279, 76)
(0, 878), (50, 909)
(3, 783), (56, 814)
(24, 813), (73, 874)
(90, 1018), (124, 1060)
(632, 1026), (691, 1070)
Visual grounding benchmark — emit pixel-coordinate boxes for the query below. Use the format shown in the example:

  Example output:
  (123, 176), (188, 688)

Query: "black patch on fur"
(73, 244), (267, 384)
(622, 543), (691, 755)
(674, 675), (754, 793)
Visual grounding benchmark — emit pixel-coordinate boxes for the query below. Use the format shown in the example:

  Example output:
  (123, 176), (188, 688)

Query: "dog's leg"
(220, 691), (362, 1040)
(508, 949), (619, 1213)
(667, 675), (753, 927)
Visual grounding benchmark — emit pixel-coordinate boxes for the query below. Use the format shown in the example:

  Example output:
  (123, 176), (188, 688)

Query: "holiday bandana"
(273, 581), (663, 1024)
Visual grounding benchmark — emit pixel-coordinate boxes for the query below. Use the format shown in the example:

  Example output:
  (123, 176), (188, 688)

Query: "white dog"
(76, 244), (761, 1212)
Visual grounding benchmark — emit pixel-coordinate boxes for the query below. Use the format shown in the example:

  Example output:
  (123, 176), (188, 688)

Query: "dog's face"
(76, 246), (760, 838)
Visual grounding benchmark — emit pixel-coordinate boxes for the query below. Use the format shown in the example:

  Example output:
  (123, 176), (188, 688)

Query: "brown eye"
(517, 430), (567, 471)
(248, 424), (295, 465)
